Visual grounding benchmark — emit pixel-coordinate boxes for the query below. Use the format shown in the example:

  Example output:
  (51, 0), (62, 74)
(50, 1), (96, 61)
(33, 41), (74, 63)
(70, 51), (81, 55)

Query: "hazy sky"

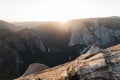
(0, 0), (120, 22)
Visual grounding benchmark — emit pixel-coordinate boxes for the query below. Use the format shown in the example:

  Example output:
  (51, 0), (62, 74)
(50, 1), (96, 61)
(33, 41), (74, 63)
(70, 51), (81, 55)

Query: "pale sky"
(0, 0), (120, 22)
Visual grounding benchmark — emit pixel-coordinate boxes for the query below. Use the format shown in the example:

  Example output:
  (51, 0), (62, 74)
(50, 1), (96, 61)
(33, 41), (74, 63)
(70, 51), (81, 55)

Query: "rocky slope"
(16, 44), (120, 80)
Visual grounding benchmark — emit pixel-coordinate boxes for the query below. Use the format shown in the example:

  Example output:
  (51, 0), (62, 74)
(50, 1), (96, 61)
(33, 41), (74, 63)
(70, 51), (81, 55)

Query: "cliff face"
(69, 18), (120, 48)
(16, 44), (120, 80)
(0, 43), (23, 79)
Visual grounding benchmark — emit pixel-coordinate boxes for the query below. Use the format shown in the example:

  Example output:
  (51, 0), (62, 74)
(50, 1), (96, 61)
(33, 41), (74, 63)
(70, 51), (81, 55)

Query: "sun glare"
(34, 0), (75, 22)
(0, 0), (119, 22)
(1, 0), (90, 22)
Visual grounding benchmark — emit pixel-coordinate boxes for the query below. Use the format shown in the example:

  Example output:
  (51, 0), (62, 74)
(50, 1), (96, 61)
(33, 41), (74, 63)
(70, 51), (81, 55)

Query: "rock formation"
(22, 63), (48, 77)
(16, 44), (120, 80)
(69, 18), (120, 48)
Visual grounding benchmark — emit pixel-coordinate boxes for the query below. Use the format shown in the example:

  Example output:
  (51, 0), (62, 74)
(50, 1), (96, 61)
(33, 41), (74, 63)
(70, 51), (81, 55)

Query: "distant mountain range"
(0, 20), (24, 32)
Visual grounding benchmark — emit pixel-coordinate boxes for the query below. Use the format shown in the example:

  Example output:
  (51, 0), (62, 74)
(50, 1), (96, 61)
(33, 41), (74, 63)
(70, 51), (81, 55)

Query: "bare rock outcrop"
(16, 44), (120, 80)
(22, 63), (48, 77)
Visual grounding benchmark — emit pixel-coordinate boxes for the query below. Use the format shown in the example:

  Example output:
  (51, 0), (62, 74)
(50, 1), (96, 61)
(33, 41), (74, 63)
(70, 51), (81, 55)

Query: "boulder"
(22, 63), (48, 77)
